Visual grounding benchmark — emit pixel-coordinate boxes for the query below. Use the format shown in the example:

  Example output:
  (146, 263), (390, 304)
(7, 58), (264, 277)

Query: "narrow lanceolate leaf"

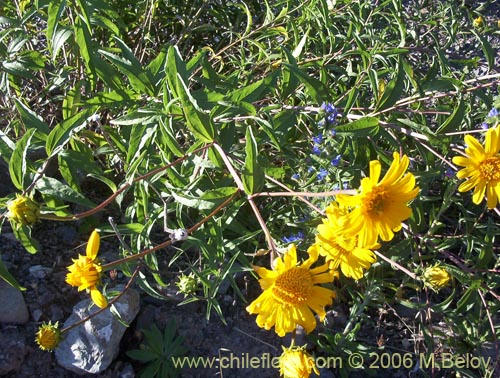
(9, 128), (36, 190)
(46, 109), (93, 156)
(0, 258), (25, 290)
(436, 98), (467, 134)
(472, 30), (494, 71)
(242, 127), (265, 194)
(13, 98), (50, 136)
(335, 117), (380, 137)
(12, 225), (40, 254)
(375, 57), (405, 111)
(35, 176), (96, 208)
(176, 73), (215, 142)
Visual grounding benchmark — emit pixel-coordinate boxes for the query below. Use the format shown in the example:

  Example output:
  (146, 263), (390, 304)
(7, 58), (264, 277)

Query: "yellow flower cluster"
(246, 153), (420, 377)
(316, 152), (419, 279)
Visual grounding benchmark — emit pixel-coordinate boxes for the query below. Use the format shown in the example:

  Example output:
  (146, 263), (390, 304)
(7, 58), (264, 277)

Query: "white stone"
(55, 286), (140, 375)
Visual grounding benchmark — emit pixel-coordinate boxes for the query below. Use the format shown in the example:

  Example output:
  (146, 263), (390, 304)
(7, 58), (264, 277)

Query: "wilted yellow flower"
(336, 152), (419, 246)
(35, 321), (61, 351)
(423, 265), (451, 291)
(66, 230), (108, 308)
(7, 195), (40, 226)
(279, 345), (319, 378)
(452, 127), (500, 209)
(246, 244), (336, 337)
(315, 202), (379, 280)
(473, 16), (483, 28)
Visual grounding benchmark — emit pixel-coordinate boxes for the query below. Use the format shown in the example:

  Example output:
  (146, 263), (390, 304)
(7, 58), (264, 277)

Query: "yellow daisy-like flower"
(35, 321), (61, 351)
(279, 345), (319, 378)
(246, 244), (335, 337)
(452, 127), (500, 209)
(7, 194), (40, 226)
(316, 202), (379, 280)
(423, 265), (451, 291)
(66, 230), (108, 309)
(336, 152), (419, 246)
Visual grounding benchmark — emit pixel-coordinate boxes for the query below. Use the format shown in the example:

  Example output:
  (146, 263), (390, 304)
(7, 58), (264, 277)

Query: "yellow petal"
(87, 230), (100, 260)
(91, 288), (108, 309)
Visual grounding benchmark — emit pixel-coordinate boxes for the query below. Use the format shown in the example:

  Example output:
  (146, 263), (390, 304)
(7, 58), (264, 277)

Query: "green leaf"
(9, 128), (36, 190)
(126, 349), (158, 363)
(170, 191), (217, 210)
(242, 126), (265, 194)
(35, 176), (96, 208)
(472, 30), (495, 70)
(98, 36), (155, 95)
(227, 72), (278, 103)
(282, 62), (329, 103)
(335, 117), (380, 137)
(46, 109), (93, 156)
(0, 130), (15, 164)
(176, 73), (215, 142)
(436, 98), (466, 134)
(200, 187), (238, 200)
(12, 224), (40, 254)
(375, 57), (405, 111)
(0, 257), (25, 290)
(13, 99), (50, 136)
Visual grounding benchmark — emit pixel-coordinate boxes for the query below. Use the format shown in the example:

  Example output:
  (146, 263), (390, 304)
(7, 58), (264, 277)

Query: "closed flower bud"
(423, 265), (451, 291)
(35, 321), (62, 351)
(7, 195), (40, 226)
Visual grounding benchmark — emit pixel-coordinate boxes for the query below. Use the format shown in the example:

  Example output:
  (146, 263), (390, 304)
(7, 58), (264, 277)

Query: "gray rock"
(0, 327), (27, 375)
(55, 287), (140, 375)
(29, 265), (53, 279)
(0, 279), (29, 324)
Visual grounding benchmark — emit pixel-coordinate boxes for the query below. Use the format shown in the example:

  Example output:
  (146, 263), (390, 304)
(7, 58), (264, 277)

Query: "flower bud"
(7, 195), (40, 226)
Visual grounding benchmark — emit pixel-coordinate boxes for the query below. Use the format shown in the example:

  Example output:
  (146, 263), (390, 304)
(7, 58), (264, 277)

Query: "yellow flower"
(246, 244), (335, 337)
(66, 230), (108, 308)
(452, 127), (500, 209)
(35, 321), (61, 351)
(315, 202), (379, 280)
(423, 265), (451, 291)
(336, 152), (419, 246)
(473, 16), (483, 28)
(279, 345), (319, 378)
(7, 195), (40, 226)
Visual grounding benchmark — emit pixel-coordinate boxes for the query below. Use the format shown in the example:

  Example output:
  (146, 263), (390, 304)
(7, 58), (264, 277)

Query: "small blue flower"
(444, 168), (455, 178)
(312, 133), (323, 144)
(487, 108), (499, 118)
(326, 113), (337, 125)
(307, 166), (314, 173)
(317, 168), (328, 181)
(481, 122), (489, 130)
(282, 231), (305, 243)
(331, 154), (342, 167)
(321, 102), (336, 114)
(312, 145), (322, 155)
(292, 173), (300, 180)
(343, 181), (350, 189)
(330, 129), (337, 137)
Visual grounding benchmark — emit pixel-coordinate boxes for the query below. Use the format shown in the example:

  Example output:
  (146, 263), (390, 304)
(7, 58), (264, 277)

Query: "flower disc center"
(363, 186), (388, 216)
(479, 156), (500, 182)
(272, 267), (313, 305)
